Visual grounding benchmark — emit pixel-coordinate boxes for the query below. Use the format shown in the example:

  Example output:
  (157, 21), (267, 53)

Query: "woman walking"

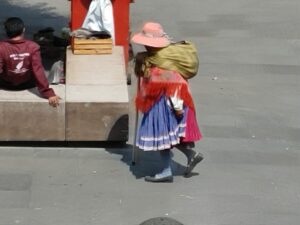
(131, 22), (203, 182)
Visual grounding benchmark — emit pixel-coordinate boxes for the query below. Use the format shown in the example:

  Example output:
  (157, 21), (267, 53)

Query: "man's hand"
(48, 96), (61, 108)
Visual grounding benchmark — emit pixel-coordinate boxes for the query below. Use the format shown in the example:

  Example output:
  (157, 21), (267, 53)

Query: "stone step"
(0, 85), (65, 141)
(65, 46), (129, 141)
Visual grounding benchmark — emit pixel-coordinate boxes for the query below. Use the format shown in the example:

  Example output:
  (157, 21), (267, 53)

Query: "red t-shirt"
(0, 39), (55, 98)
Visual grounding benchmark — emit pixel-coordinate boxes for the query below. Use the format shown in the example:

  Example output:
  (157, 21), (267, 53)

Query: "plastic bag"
(48, 60), (65, 84)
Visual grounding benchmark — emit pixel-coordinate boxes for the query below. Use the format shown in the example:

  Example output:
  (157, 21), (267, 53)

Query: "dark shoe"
(145, 175), (173, 183)
(185, 153), (204, 176)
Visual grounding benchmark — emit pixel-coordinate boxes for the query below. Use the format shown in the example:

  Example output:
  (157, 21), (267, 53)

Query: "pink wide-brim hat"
(131, 22), (170, 48)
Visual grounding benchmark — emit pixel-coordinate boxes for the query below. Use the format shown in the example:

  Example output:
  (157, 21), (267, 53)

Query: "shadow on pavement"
(105, 144), (196, 179)
(0, 141), (199, 179)
(0, 141), (126, 148)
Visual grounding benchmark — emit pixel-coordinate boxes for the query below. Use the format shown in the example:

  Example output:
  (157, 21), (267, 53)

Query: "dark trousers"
(0, 77), (35, 91)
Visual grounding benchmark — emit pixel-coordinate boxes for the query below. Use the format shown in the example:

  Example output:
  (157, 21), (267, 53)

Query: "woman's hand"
(134, 52), (148, 76)
(174, 109), (184, 119)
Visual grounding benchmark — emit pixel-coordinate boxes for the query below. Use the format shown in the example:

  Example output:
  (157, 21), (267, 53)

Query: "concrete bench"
(65, 46), (129, 141)
(0, 85), (65, 141)
(0, 46), (129, 141)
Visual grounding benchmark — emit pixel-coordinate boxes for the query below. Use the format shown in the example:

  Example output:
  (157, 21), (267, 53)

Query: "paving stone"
(0, 174), (32, 191)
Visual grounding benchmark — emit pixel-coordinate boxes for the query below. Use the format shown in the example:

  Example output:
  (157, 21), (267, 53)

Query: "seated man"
(0, 17), (60, 107)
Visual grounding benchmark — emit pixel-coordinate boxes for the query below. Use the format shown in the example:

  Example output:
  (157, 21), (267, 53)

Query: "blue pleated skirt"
(136, 95), (187, 151)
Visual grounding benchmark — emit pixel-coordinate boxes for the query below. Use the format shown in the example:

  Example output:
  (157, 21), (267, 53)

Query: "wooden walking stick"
(132, 52), (147, 165)
(132, 75), (140, 165)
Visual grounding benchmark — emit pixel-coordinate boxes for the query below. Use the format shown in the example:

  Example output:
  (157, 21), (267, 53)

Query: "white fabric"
(168, 89), (184, 111)
(82, 0), (115, 43)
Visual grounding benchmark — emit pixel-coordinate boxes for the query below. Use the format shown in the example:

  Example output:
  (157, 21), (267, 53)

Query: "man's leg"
(0, 77), (35, 91)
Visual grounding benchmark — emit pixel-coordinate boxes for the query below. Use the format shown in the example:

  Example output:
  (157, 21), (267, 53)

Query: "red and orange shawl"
(135, 67), (195, 113)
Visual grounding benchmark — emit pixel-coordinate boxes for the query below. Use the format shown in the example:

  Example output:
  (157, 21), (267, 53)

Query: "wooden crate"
(73, 38), (113, 55)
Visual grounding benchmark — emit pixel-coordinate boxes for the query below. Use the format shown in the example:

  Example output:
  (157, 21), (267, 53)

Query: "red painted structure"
(70, 0), (132, 64)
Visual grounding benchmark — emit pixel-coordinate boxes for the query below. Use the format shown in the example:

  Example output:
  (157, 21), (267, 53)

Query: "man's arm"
(0, 48), (3, 75)
(31, 45), (55, 98)
(31, 45), (60, 107)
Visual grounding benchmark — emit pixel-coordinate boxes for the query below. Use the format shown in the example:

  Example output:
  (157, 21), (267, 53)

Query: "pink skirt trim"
(182, 108), (202, 142)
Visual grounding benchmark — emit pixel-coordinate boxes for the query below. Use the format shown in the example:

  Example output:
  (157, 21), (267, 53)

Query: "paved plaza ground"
(0, 0), (299, 224)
